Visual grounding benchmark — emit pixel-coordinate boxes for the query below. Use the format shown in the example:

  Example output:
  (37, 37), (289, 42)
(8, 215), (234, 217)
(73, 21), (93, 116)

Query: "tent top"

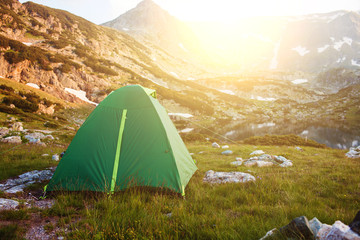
(140, 86), (156, 99)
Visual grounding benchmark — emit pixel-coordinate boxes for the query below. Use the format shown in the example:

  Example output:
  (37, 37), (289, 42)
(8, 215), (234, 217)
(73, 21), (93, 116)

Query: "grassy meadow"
(0, 141), (359, 239)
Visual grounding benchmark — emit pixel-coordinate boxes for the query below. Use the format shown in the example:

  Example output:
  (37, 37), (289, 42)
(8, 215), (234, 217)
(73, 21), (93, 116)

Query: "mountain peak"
(136, 0), (157, 8)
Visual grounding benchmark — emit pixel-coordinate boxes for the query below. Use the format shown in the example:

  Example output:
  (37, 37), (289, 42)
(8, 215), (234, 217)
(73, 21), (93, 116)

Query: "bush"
(0, 84), (14, 92)
(2, 96), (38, 112)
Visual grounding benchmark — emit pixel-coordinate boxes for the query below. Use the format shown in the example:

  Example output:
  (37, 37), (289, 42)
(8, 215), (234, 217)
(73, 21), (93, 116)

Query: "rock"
(236, 157), (243, 161)
(45, 135), (54, 140)
(256, 161), (274, 167)
(25, 132), (46, 140)
(0, 169), (55, 193)
(231, 161), (242, 166)
(274, 155), (288, 163)
(222, 145), (229, 149)
(349, 211), (360, 236)
(316, 224), (332, 239)
(205, 137), (210, 141)
(317, 221), (360, 240)
(259, 228), (279, 240)
(212, 142), (220, 148)
(203, 170), (255, 184)
(10, 122), (23, 131)
(1, 136), (22, 144)
(309, 217), (322, 237)
(42, 154), (49, 157)
(0, 127), (9, 137)
(221, 150), (233, 155)
(346, 147), (360, 159)
(250, 150), (265, 155)
(244, 160), (257, 167)
(296, 146), (304, 151)
(279, 216), (315, 239)
(166, 212), (172, 218)
(9, 104), (15, 108)
(52, 154), (59, 161)
(0, 198), (19, 210)
(280, 161), (293, 167)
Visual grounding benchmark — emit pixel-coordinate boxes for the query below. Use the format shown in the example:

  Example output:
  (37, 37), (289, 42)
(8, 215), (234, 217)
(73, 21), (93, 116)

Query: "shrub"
(2, 96), (38, 112)
(0, 84), (14, 92)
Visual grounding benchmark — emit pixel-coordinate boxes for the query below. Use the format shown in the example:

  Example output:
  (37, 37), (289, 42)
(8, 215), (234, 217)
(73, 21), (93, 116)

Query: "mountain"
(102, 0), (203, 62)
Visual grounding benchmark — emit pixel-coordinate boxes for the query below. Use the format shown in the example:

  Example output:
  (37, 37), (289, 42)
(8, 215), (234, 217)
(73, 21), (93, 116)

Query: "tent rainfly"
(47, 85), (197, 195)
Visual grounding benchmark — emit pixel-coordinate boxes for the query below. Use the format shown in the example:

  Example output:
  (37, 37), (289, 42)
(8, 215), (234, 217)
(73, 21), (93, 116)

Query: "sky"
(18, 0), (360, 24)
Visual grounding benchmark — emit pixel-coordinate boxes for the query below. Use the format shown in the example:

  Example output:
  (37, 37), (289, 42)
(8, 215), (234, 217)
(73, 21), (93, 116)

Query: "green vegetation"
(0, 141), (358, 239)
(243, 134), (327, 148)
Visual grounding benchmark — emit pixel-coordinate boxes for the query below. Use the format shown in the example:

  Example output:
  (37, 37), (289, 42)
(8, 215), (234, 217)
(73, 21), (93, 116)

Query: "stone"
(0, 169), (55, 193)
(212, 142), (220, 148)
(203, 170), (255, 184)
(346, 147), (360, 159)
(1, 136), (22, 144)
(244, 160), (257, 167)
(231, 161), (242, 166)
(9, 104), (15, 108)
(296, 146), (304, 151)
(280, 161), (293, 167)
(259, 228), (279, 240)
(52, 154), (59, 161)
(309, 217), (322, 237)
(316, 224), (332, 239)
(236, 157), (243, 161)
(0, 127), (9, 137)
(250, 150), (265, 155)
(256, 161), (274, 167)
(42, 154), (49, 157)
(222, 145), (229, 149)
(279, 216), (315, 240)
(10, 122), (23, 131)
(45, 135), (55, 140)
(349, 210), (360, 235)
(221, 150), (233, 155)
(274, 155), (288, 163)
(0, 198), (19, 210)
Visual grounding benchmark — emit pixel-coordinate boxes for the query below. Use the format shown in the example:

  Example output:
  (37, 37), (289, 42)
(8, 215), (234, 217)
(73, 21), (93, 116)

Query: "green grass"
(0, 142), (359, 239)
(0, 144), (64, 181)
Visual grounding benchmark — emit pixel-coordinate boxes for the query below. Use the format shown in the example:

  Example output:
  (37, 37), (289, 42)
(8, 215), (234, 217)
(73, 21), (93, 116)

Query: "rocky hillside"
(0, 0), (250, 119)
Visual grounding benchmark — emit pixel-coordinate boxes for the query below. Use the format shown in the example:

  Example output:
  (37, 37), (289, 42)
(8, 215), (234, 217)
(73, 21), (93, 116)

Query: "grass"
(0, 142), (357, 239)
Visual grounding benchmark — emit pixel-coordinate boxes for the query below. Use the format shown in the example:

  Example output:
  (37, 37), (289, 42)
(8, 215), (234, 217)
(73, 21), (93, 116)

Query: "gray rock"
(52, 154), (59, 161)
(203, 170), (255, 184)
(346, 147), (360, 159)
(222, 145), (229, 149)
(0, 127), (9, 137)
(279, 216), (315, 239)
(212, 142), (220, 148)
(45, 135), (55, 140)
(349, 210), (360, 236)
(0, 169), (54, 193)
(231, 160), (243, 166)
(0, 198), (19, 210)
(221, 150), (233, 155)
(10, 122), (23, 131)
(250, 150), (265, 155)
(320, 221), (360, 240)
(259, 228), (279, 240)
(1, 136), (22, 144)
(309, 217), (322, 237)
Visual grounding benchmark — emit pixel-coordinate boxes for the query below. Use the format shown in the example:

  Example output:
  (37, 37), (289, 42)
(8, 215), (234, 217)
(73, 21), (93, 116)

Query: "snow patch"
(292, 79), (308, 84)
(26, 83), (40, 89)
(168, 113), (193, 118)
(218, 89), (235, 95)
(122, 28), (129, 31)
(257, 123), (275, 128)
(351, 59), (360, 67)
(292, 46), (310, 56)
(333, 37), (352, 51)
(187, 77), (195, 80)
(65, 88), (97, 105)
(178, 43), (189, 53)
(170, 72), (180, 78)
(251, 95), (276, 101)
(22, 42), (33, 46)
(317, 44), (329, 53)
(179, 128), (194, 133)
(336, 57), (346, 63)
(269, 41), (281, 69)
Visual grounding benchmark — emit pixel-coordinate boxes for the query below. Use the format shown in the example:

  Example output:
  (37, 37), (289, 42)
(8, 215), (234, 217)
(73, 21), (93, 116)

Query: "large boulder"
(349, 211), (360, 236)
(0, 127), (9, 138)
(279, 216), (315, 239)
(317, 221), (360, 240)
(346, 147), (360, 159)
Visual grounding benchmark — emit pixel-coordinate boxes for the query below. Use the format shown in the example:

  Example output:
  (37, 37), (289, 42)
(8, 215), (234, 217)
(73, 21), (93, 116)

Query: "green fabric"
(47, 85), (197, 194)
(110, 109), (127, 193)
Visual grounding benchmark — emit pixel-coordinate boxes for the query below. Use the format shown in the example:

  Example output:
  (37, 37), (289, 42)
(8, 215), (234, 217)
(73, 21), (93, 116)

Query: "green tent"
(47, 85), (197, 195)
